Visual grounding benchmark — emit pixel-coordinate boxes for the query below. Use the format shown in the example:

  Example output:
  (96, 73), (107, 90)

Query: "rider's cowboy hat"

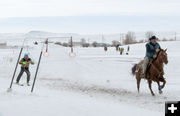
(149, 36), (158, 40)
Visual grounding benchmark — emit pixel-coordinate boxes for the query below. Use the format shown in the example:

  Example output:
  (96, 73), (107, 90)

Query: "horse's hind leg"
(148, 80), (155, 96)
(136, 73), (141, 93)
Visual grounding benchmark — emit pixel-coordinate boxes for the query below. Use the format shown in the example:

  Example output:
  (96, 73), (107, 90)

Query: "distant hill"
(25, 31), (79, 38)
(0, 30), (178, 44)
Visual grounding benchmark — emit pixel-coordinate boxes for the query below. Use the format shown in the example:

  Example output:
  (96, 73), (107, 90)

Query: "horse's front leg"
(160, 77), (166, 89)
(157, 81), (163, 94)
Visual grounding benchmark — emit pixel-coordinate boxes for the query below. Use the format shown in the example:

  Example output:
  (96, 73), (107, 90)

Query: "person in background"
(120, 47), (124, 55)
(127, 46), (130, 52)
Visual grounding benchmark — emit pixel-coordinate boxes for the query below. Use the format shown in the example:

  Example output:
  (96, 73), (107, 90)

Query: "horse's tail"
(132, 64), (137, 76)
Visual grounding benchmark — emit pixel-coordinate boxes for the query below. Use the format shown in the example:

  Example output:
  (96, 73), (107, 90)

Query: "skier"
(16, 53), (34, 86)
(142, 36), (161, 78)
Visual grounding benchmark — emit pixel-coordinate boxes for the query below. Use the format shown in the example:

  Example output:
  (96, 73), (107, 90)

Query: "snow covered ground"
(0, 40), (179, 116)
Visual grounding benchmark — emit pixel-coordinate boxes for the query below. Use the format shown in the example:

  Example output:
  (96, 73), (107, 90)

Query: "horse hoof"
(159, 90), (163, 94)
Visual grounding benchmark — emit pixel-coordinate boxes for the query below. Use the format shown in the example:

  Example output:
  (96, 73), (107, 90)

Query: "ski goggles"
(24, 56), (29, 58)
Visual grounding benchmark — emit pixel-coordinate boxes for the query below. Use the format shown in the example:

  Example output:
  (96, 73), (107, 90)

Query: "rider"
(16, 53), (34, 86)
(142, 36), (161, 78)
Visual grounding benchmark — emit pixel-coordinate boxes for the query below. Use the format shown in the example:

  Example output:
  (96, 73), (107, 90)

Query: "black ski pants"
(16, 67), (31, 83)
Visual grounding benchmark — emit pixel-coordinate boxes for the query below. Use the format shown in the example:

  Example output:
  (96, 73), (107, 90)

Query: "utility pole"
(175, 32), (177, 41)
(102, 34), (105, 43)
(120, 33), (122, 45)
(120, 33), (124, 45)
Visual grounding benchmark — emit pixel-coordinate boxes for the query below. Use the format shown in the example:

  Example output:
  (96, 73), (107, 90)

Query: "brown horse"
(132, 49), (168, 96)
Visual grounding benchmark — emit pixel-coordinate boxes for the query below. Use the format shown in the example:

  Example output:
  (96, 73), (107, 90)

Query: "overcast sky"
(0, 0), (180, 33)
(0, 0), (180, 18)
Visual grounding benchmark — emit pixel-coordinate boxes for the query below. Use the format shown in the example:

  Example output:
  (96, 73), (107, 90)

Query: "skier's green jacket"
(19, 58), (34, 68)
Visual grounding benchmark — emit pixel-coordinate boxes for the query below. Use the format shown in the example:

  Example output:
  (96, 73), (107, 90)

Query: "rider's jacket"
(146, 42), (161, 59)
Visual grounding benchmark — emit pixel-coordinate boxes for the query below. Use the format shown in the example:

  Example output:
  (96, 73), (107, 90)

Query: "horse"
(131, 49), (168, 96)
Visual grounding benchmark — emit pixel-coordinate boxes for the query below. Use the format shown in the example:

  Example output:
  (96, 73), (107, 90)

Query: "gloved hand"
(31, 62), (35, 65)
(22, 62), (26, 65)
(156, 49), (160, 52)
(153, 54), (157, 58)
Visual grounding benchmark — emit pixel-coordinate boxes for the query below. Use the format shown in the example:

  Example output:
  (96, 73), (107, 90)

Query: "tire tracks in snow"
(39, 77), (177, 113)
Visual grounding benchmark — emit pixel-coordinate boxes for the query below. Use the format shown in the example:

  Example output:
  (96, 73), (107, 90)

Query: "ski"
(19, 84), (24, 86)
(15, 83), (24, 86)
(13, 82), (32, 86)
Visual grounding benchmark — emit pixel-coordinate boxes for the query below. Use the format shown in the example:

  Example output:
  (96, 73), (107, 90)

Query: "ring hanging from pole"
(69, 52), (76, 58)
(43, 51), (50, 57)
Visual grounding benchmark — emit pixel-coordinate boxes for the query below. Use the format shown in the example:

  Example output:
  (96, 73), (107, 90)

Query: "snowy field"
(0, 40), (180, 116)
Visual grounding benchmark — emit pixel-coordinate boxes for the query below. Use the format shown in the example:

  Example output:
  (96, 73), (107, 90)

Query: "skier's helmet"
(24, 53), (29, 58)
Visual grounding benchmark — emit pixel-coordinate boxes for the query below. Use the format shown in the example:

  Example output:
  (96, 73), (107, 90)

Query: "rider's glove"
(153, 54), (157, 58)
(156, 49), (160, 52)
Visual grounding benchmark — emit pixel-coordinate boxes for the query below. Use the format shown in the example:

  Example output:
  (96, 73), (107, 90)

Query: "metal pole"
(70, 36), (73, 53)
(46, 39), (48, 52)
(31, 43), (44, 93)
(9, 39), (26, 89)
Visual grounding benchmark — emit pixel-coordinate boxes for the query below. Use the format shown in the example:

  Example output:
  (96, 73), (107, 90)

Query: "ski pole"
(31, 41), (45, 93)
(9, 39), (26, 89)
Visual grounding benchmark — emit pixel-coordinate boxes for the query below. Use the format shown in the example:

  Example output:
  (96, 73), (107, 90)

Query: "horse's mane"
(152, 49), (164, 63)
